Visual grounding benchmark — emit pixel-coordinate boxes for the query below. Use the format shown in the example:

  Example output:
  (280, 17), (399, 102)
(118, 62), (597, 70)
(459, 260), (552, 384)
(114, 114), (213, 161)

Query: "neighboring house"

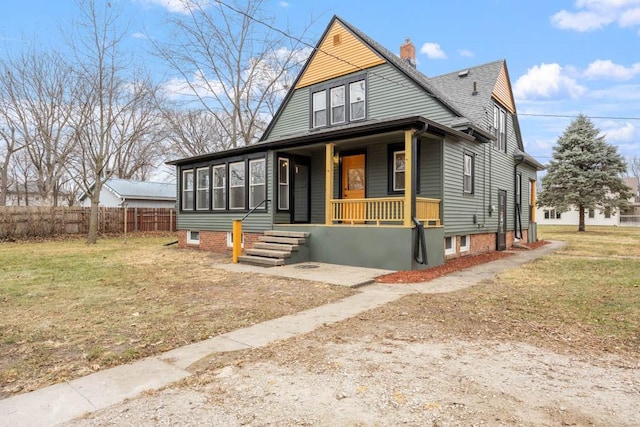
(167, 16), (543, 270)
(3, 181), (72, 207)
(78, 178), (176, 208)
(537, 177), (640, 227)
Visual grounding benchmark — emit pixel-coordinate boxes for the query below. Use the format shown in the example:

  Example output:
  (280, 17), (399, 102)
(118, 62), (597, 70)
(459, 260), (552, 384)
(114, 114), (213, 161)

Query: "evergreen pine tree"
(538, 114), (632, 231)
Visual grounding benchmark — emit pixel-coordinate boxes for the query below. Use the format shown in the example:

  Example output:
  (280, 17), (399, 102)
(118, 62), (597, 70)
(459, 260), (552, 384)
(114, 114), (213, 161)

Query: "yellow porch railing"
(330, 197), (440, 226)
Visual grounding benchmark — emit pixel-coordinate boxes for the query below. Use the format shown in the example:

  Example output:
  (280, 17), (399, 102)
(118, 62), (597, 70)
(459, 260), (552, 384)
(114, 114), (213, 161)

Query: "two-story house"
(167, 16), (543, 270)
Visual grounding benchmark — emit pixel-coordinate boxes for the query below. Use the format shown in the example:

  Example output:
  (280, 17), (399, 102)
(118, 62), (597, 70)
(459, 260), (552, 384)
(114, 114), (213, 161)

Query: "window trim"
(309, 74), (367, 129)
(330, 86), (345, 125)
(248, 158), (266, 209)
(463, 151), (474, 194)
(229, 161), (246, 210)
(196, 167), (210, 211)
(312, 90), (327, 128)
(460, 235), (470, 253)
(186, 230), (200, 245)
(181, 169), (194, 211)
(493, 103), (507, 152)
(278, 157), (290, 211)
(444, 236), (456, 256)
(393, 150), (406, 192)
(212, 164), (226, 210)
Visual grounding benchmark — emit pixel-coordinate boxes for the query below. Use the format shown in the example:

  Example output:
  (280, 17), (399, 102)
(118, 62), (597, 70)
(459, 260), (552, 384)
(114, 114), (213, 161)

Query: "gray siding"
(442, 137), (490, 236)
(265, 63), (457, 141)
(309, 149), (326, 224)
(368, 64), (456, 126)
(418, 139), (443, 199)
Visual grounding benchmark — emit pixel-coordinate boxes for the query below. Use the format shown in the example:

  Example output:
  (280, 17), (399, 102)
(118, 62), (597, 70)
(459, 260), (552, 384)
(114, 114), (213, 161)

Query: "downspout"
(514, 157), (526, 240)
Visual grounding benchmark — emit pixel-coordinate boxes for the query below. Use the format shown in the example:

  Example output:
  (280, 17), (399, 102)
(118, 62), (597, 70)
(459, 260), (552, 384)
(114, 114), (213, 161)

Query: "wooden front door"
(341, 154), (365, 199)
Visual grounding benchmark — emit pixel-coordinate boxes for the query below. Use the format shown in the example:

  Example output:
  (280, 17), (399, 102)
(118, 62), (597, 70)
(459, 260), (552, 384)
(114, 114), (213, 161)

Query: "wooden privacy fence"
(0, 206), (176, 239)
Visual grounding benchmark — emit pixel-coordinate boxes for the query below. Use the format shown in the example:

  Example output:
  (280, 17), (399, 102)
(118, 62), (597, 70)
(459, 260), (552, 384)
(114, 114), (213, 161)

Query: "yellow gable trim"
(492, 63), (516, 114)
(296, 21), (386, 89)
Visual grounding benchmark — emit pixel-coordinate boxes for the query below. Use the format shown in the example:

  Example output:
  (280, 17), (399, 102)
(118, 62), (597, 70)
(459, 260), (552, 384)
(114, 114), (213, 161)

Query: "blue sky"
(1, 0), (639, 168)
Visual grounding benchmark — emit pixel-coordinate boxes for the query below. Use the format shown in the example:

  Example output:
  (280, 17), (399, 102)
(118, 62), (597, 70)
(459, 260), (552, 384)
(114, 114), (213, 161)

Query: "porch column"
(403, 130), (414, 227)
(530, 179), (537, 222)
(325, 143), (334, 225)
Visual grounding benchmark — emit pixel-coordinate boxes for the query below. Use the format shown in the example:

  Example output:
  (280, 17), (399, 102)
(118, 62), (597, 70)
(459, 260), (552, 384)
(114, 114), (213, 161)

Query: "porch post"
(403, 130), (414, 227)
(325, 143), (334, 225)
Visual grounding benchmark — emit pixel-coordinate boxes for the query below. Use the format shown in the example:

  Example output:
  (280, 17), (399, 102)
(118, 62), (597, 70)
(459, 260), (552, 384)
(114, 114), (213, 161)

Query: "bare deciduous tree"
(0, 50), (78, 207)
(154, 0), (312, 150)
(66, 0), (157, 243)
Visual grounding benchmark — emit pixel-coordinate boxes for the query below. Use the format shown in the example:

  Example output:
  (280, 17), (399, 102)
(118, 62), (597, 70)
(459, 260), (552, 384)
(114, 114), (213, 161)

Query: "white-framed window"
(249, 158), (266, 209)
(312, 90), (326, 128)
(393, 150), (405, 191)
(445, 236), (456, 256)
(515, 173), (522, 209)
(588, 208), (595, 219)
(186, 230), (200, 245)
(604, 206), (611, 218)
(182, 169), (194, 210)
(229, 161), (246, 209)
(544, 209), (561, 219)
(330, 86), (345, 124)
(349, 80), (366, 120)
(463, 152), (474, 194)
(212, 164), (226, 210)
(460, 235), (470, 253)
(196, 167), (210, 210)
(226, 231), (244, 248)
(493, 104), (506, 151)
(278, 157), (289, 210)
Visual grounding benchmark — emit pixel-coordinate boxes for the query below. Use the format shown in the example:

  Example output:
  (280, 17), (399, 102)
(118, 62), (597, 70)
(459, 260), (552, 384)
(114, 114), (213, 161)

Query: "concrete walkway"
(0, 241), (564, 427)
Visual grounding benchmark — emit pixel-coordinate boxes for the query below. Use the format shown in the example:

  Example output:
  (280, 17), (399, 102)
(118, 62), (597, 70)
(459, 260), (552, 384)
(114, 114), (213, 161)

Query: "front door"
(341, 153), (366, 223)
(341, 154), (365, 199)
(497, 190), (507, 250)
(292, 161), (310, 223)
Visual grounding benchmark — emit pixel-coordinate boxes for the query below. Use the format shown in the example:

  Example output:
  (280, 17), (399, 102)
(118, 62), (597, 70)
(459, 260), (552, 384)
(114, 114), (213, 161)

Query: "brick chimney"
(400, 37), (416, 68)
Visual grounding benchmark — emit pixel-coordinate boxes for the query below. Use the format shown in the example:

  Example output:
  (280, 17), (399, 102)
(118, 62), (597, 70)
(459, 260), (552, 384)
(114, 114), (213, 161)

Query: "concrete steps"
(238, 230), (310, 267)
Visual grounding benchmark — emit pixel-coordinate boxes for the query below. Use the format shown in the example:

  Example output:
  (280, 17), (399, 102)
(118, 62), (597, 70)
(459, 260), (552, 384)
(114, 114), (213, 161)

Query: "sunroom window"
(196, 167), (210, 210)
(249, 158), (266, 209)
(182, 169), (194, 210)
(212, 164), (226, 210)
(229, 161), (246, 209)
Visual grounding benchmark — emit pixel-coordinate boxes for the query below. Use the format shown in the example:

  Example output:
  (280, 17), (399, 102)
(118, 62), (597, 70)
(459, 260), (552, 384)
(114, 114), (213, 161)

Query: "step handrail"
(241, 199), (271, 221)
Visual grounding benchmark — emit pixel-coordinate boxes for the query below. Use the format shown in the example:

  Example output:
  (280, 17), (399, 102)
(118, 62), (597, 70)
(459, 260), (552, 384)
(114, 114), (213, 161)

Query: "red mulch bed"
(376, 240), (549, 284)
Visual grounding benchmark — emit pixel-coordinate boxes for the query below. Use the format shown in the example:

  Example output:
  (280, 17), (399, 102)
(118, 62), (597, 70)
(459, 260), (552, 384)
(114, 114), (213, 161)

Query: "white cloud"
(419, 42), (447, 59)
(514, 63), (587, 100)
(279, 1), (290, 7)
(161, 70), (224, 101)
(132, 32), (148, 39)
(458, 49), (474, 58)
(583, 59), (640, 79)
(602, 122), (635, 140)
(551, 0), (640, 32)
(134, 0), (210, 14)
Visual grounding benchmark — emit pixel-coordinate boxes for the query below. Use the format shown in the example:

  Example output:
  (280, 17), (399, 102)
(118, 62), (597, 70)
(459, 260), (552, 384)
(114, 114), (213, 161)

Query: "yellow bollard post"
(232, 219), (242, 263)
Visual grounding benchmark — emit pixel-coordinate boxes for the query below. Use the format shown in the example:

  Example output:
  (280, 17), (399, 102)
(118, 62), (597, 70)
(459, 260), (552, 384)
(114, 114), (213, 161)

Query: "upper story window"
(182, 170), (194, 210)
(349, 80), (366, 120)
(330, 86), (345, 124)
(493, 104), (507, 152)
(311, 76), (367, 129)
(312, 90), (327, 127)
(463, 152), (474, 194)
